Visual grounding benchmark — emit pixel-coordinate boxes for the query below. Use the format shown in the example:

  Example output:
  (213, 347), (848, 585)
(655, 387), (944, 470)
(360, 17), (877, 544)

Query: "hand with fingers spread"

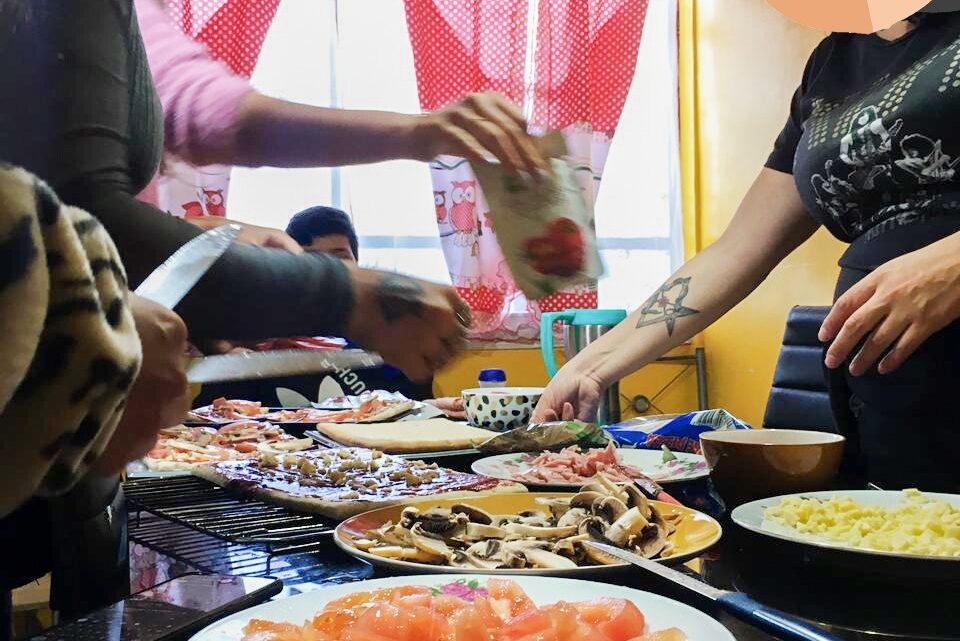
(412, 92), (549, 180)
(345, 266), (470, 382)
(820, 234), (960, 376)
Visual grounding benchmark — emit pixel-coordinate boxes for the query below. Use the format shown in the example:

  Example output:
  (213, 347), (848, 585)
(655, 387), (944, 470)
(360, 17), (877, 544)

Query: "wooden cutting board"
(315, 418), (493, 453)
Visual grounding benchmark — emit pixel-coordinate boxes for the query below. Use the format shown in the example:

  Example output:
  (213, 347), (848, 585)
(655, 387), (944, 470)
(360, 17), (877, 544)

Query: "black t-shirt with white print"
(767, 12), (960, 272)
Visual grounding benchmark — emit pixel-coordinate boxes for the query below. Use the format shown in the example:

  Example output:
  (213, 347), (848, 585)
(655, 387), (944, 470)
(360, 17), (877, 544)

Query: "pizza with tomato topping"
(187, 397), (272, 423)
(144, 421), (314, 471)
(189, 395), (416, 424)
(193, 448), (524, 519)
(292, 395), (417, 424)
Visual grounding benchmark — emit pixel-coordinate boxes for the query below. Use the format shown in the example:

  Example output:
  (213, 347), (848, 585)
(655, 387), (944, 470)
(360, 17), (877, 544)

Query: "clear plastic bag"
(477, 420), (608, 454)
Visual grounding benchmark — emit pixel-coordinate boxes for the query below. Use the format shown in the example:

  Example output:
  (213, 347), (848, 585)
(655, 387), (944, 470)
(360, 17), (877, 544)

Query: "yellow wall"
(435, 346), (700, 419)
(438, 0), (846, 426)
(684, 0), (844, 425)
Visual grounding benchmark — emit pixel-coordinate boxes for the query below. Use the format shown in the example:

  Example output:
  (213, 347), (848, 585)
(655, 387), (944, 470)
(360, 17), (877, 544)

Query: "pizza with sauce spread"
(188, 395), (416, 424)
(144, 421), (314, 471)
(188, 398), (272, 423)
(193, 448), (525, 519)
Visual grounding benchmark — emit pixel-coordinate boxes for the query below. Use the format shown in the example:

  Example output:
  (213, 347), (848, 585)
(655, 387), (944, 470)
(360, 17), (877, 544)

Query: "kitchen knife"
(135, 224), (242, 309)
(631, 475), (682, 506)
(186, 349), (384, 384)
(584, 542), (843, 641)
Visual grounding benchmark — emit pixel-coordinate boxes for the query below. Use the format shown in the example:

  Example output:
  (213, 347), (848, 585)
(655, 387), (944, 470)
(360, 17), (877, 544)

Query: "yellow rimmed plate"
(335, 492), (722, 577)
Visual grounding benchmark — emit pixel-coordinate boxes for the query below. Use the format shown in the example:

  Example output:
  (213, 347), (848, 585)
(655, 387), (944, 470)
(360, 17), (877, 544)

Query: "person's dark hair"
(286, 206), (359, 259)
(920, 0), (960, 14)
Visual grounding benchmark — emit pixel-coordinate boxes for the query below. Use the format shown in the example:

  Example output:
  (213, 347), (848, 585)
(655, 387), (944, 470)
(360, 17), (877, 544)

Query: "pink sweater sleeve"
(136, 0), (256, 165)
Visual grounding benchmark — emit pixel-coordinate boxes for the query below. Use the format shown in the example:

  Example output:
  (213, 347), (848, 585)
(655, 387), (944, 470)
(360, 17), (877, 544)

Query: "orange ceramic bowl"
(700, 429), (845, 506)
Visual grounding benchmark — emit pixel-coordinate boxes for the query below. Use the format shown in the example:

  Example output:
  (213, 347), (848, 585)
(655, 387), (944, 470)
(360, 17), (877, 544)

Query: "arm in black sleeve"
(1, 0), (354, 340)
(85, 192), (354, 340)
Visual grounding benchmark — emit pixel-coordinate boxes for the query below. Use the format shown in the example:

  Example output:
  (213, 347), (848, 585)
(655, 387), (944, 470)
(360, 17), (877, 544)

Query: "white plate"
(732, 489), (960, 562)
(189, 574), (734, 641)
(471, 448), (709, 487)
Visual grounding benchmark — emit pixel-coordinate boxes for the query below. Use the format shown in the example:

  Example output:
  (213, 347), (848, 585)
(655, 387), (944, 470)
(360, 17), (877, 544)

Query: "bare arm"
(533, 168), (819, 421)
(136, 0), (546, 176)
(230, 95), (421, 167)
(229, 92), (548, 177)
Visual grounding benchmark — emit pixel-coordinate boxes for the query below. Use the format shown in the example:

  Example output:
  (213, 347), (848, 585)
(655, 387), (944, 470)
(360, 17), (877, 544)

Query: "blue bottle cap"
(478, 368), (507, 383)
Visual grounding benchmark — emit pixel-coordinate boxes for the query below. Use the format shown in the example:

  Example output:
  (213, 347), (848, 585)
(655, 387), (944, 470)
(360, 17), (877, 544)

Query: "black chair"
(762, 306), (837, 433)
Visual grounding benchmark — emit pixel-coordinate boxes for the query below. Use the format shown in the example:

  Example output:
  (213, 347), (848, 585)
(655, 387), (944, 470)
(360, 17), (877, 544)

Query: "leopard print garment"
(0, 165), (142, 517)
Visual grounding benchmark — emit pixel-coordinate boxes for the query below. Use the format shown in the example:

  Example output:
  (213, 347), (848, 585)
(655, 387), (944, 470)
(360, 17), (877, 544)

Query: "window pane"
(228, 0), (337, 230)
(343, 161), (436, 238)
(225, 0), (684, 331)
(595, 0), (682, 311)
(336, 0), (438, 272)
(229, 167), (334, 229)
(357, 247), (452, 285)
(598, 249), (673, 311)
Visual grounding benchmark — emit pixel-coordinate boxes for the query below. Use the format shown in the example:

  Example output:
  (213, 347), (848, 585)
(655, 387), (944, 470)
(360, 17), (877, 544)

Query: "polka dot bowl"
(461, 387), (545, 432)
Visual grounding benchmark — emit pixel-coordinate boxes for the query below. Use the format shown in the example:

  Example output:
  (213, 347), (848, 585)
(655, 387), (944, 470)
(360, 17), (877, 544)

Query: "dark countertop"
(132, 515), (959, 641)
(125, 468), (960, 641)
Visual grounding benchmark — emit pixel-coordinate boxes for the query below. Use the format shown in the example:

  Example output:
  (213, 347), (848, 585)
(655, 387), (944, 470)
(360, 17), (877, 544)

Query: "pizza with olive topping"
(192, 448), (525, 519)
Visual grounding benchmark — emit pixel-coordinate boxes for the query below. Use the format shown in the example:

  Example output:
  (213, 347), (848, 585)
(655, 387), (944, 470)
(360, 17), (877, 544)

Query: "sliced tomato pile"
(240, 580), (686, 641)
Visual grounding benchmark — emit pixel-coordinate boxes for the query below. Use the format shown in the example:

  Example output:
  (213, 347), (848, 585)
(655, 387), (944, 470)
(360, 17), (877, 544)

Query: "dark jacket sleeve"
(0, 0), (354, 341)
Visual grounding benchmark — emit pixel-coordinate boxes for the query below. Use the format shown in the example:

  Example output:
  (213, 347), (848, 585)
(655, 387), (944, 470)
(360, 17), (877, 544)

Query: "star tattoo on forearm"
(636, 276), (700, 336)
(375, 273), (425, 321)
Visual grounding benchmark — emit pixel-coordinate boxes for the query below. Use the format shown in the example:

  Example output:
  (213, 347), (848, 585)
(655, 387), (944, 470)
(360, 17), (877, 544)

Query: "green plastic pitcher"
(540, 308), (627, 424)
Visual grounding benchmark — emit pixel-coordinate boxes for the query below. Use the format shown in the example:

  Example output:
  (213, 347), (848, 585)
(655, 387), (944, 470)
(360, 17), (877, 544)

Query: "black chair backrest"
(762, 306), (837, 432)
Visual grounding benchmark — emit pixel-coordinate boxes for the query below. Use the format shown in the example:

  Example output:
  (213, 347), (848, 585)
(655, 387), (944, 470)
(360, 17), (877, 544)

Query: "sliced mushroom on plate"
(352, 473), (687, 569)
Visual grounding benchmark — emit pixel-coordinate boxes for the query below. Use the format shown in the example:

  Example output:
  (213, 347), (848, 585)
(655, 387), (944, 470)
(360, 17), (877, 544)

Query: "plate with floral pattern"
(189, 575), (734, 641)
(472, 447), (709, 489)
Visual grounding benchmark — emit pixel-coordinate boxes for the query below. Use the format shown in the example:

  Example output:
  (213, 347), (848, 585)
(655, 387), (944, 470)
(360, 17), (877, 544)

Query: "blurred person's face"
(764, 0), (959, 33)
(305, 234), (356, 262)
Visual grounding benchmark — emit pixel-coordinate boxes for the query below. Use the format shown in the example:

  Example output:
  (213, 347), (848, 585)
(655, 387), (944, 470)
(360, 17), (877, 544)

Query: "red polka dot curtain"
(405, 0), (649, 342)
(165, 0), (280, 78)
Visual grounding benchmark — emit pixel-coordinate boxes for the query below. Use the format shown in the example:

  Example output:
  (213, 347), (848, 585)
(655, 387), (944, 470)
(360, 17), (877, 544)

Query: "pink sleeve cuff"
(136, 0), (256, 164)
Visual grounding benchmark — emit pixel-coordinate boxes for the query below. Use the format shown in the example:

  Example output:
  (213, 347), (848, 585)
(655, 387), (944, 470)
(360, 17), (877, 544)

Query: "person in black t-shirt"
(532, 9), (960, 492)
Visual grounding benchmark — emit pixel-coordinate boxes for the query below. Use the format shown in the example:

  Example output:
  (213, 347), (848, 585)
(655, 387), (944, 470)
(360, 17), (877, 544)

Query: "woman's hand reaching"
(530, 365), (604, 423)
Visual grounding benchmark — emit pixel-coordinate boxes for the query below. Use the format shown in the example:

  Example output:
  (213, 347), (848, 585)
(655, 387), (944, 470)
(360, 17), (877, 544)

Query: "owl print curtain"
(405, 0), (649, 341)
